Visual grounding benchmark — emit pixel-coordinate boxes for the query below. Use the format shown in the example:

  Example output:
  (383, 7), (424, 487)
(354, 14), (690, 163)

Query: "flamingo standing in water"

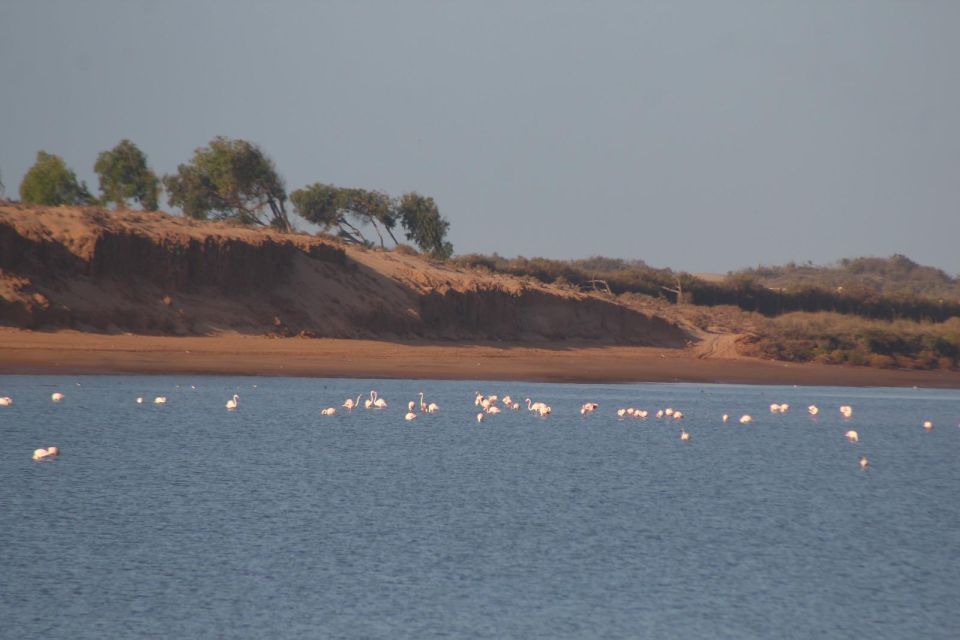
(154, 396), (167, 405)
(51, 392), (64, 402)
(321, 407), (337, 416)
(680, 429), (691, 442)
(226, 394), (239, 411)
(33, 446), (59, 461)
(426, 402), (439, 414)
(405, 411), (417, 421)
(343, 395), (361, 411)
(845, 430), (859, 443)
(0, 396), (12, 406)
(525, 398), (546, 412)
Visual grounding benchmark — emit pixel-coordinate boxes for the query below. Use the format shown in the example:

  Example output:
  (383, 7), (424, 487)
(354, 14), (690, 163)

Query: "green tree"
(94, 139), (160, 210)
(396, 192), (452, 259)
(19, 151), (95, 206)
(292, 185), (453, 258)
(163, 137), (291, 231)
(291, 184), (399, 247)
(341, 188), (400, 247)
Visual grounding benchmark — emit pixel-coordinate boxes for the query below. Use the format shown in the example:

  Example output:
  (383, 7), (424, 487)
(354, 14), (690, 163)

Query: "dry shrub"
(750, 311), (960, 370)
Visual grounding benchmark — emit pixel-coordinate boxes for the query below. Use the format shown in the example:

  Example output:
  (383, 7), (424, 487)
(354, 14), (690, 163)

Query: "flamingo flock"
(11, 382), (952, 471)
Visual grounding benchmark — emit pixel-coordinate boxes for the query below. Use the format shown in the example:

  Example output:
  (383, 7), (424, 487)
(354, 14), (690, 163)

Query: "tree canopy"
(19, 151), (95, 206)
(290, 184), (400, 247)
(13, 139), (457, 255)
(94, 139), (160, 210)
(291, 184), (453, 258)
(163, 137), (291, 231)
(396, 192), (452, 259)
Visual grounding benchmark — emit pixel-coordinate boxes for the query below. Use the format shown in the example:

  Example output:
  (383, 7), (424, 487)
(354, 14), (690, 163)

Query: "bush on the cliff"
(94, 139), (160, 211)
(20, 151), (95, 206)
(163, 137), (291, 232)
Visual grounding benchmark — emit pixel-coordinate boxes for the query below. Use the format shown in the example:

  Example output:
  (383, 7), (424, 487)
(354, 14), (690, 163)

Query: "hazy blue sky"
(2, 1), (958, 274)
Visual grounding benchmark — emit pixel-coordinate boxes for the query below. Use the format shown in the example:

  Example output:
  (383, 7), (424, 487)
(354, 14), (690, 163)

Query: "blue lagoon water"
(2, 375), (959, 639)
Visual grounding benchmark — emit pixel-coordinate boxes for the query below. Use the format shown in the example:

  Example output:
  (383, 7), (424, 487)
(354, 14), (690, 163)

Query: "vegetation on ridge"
(453, 253), (960, 324)
(13, 136), (454, 257)
(744, 313), (960, 370)
(163, 137), (292, 232)
(291, 185), (453, 259)
(736, 255), (960, 300)
(94, 139), (160, 211)
(19, 151), (96, 206)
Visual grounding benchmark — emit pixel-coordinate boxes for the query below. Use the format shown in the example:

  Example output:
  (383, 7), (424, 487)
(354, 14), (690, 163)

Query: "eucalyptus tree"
(291, 184), (397, 246)
(163, 137), (291, 231)
(19, 151), (95, 206)
(396, 192), (453, 259)
(291, 184), (453, 258)
(94, 139), (160, 210)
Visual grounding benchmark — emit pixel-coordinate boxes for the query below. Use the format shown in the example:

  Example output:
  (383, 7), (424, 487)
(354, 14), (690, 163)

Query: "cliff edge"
(0, 205), (690, 346)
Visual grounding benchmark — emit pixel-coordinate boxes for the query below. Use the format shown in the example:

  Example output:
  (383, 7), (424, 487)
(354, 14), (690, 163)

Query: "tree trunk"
(268, 198), (291, 232)
(370, 220), (386, 248)
(385, 225), (401, 246)
(339, 217), (368, 245)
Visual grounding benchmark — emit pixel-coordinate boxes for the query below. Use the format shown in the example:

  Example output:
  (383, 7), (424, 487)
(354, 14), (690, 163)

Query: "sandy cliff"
(0, 206), (690, 346)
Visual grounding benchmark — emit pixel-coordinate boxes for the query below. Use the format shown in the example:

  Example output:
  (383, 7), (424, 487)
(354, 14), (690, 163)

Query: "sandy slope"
(0, 205), (687, 345)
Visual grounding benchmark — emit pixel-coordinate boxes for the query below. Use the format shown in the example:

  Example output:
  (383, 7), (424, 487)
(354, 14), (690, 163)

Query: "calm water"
(2, 375), (959, 639)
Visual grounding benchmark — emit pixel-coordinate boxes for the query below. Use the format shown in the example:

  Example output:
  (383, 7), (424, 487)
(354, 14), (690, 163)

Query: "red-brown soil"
(2, 205), (958, 388)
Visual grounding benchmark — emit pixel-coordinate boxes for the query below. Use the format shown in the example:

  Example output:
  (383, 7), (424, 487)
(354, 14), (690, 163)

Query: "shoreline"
(2, 330), (960, 389)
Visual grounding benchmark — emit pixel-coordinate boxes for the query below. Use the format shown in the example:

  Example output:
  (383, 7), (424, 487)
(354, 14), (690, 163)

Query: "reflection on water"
(2, 376), (959, 639)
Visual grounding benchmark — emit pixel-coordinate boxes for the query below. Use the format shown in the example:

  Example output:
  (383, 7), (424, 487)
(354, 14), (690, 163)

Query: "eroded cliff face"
(0, 206), (690, 346)
(418, 287), (683, 344)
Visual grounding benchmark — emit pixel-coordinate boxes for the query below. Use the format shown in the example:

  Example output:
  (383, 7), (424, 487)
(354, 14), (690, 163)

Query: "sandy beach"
(2, 329), (958, 388)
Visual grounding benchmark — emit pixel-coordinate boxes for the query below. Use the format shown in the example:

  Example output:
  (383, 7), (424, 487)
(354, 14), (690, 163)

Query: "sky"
(1, 1), (958, 275)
